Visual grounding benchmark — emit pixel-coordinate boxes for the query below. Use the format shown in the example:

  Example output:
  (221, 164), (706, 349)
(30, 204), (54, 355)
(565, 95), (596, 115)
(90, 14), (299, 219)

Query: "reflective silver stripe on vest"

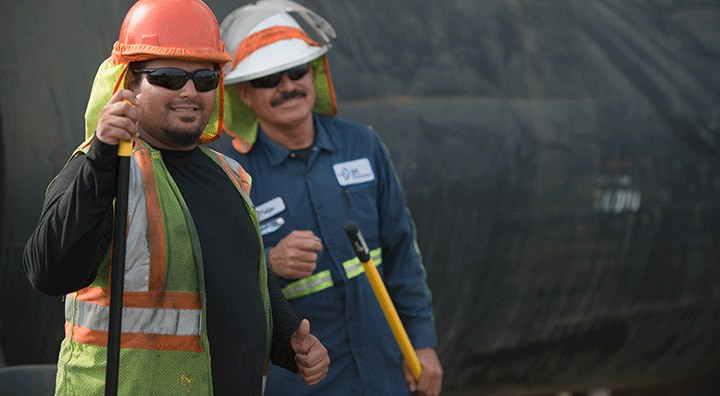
(343, 247), (382, 279)
(124, 158), (151, 292)
(220, 154), (254, 206)
(67, 298), (201, 336)
(282, 270), (333, 300)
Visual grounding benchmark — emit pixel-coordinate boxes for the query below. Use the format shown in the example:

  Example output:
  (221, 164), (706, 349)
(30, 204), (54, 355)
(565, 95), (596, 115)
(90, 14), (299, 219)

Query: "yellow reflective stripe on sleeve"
(280, 248), (382, 300)
(343, 248), (382, 279)
(282, 270), (334, 300)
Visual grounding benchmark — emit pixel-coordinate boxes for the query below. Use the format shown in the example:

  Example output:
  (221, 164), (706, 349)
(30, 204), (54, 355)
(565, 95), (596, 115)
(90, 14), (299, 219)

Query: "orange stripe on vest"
(75, 287), (201, 310)
(216, 154), (251, 195)
(66, 322), (203, 352)
(135, 149), (168, 291)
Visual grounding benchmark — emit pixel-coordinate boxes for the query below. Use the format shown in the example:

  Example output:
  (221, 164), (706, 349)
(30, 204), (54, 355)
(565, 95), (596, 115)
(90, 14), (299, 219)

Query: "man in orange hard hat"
(219, 1), (442, 395)
(22, 0), (329, 394)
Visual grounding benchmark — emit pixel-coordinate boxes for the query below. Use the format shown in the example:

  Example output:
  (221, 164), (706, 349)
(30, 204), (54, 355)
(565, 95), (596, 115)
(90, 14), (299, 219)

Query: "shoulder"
(318, 114), (373, 135)
(214, 149), (242, 169)
(222, 141), (247, 162)
(202, 148), (252, 192)
(199, 147), (244, 176)
(316, 114), (384, 147)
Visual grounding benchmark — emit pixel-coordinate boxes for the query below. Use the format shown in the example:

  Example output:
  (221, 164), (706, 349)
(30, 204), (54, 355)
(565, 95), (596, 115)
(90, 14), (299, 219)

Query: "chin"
(164, 127), (204, 146)
(277, 109), (312, 124)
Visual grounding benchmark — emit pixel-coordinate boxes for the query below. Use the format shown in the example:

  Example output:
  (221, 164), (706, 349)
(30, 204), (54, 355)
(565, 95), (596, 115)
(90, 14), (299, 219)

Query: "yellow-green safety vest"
(56, 140), (271, 395)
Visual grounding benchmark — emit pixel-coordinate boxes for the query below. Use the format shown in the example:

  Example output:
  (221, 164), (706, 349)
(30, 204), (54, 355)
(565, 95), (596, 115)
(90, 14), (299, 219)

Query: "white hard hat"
(219, 1), (338, 153)
(221, 0), (336, 85)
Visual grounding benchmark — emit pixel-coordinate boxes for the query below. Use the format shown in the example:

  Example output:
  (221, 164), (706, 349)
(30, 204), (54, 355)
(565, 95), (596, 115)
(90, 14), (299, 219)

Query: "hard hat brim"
(223, 41), (329, 85)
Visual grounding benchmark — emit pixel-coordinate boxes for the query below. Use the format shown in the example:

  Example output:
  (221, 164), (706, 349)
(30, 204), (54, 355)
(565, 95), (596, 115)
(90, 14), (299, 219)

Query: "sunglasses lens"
(142, 68), (219, 92)
(146, 69), (188, 90)
(249, 64), (310, 88)
(250, 72), (283, 89)
(192, 70), (220, 92)
(286, 64), (310, 81)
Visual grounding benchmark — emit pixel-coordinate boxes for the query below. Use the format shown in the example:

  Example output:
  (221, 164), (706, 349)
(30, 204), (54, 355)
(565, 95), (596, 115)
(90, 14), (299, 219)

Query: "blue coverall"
(225, 113), (437, 395)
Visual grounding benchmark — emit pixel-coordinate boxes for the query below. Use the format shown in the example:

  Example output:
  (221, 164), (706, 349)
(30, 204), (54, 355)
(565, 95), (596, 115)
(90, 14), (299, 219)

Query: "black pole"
(105, 141), (132, 396)
(343, 220), (370, 262)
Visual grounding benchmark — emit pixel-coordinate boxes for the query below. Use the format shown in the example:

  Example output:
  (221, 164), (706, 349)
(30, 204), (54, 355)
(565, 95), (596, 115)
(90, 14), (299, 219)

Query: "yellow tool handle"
(343, 220), (422, 381)
(118, 140), (133, 157)
(361, 257), (423, 381)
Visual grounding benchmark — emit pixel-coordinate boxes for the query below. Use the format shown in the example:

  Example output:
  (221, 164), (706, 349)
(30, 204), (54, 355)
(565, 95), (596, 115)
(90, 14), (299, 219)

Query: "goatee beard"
(162, 127), (204, 147)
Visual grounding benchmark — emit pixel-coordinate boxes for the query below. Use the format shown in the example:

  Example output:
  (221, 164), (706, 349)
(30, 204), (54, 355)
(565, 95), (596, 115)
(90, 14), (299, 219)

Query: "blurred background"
(1, 1), (720, 395)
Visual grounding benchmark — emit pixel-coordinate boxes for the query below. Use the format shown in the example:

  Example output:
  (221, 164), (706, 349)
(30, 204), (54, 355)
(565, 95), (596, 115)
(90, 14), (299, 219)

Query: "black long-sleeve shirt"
(23, 138), (300, 395)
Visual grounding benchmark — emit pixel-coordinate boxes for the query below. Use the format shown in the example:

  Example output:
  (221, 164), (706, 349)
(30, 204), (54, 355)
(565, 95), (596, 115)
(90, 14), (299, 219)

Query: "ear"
(235, 82), (253, 107)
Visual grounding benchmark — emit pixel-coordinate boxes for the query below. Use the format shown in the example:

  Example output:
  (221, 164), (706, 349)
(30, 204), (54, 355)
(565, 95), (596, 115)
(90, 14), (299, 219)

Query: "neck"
(259, 115), (315, 150)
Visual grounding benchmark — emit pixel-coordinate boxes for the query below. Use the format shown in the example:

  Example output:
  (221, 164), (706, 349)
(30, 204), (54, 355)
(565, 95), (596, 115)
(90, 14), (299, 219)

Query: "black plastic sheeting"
(2, 1), (720, 395)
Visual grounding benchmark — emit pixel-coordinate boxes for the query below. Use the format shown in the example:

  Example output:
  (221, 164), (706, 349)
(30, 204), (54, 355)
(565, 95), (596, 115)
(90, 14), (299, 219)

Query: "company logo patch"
(255, 197), (286, 223)
(332, 158), (375, 187)
(260, 217), (285, 236)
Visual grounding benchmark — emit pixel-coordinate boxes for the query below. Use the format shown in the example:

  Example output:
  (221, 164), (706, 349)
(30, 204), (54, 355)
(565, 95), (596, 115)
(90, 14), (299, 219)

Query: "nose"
(275, 74), (296, 90)
(177, 78), (199, 96)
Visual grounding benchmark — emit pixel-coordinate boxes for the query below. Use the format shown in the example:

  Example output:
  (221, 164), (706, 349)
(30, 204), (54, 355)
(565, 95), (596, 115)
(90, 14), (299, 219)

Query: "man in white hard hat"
(219, 1), (443, 395)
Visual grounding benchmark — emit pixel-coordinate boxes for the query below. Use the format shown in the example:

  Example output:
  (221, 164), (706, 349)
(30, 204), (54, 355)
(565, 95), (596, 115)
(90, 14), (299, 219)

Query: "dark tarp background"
(1, 1), (720, 395)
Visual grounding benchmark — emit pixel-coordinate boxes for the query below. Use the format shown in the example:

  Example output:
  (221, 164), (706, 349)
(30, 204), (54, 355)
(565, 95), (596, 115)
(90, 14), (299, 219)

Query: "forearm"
(23, 138), (119, 296)
(268, 271), (301, 372)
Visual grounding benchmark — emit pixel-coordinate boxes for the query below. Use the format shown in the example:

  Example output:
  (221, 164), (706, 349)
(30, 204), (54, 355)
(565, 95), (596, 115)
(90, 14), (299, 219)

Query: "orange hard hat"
(111, 0), (231, 65)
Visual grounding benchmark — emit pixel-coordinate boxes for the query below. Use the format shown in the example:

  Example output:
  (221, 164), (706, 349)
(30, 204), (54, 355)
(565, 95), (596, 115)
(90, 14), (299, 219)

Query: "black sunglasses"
(132, 68), (220, 92)
(249, 64), (310, 88)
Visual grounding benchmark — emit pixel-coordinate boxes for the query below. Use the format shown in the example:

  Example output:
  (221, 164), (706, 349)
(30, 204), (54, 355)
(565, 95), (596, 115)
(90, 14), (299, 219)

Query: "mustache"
(270, 90), (306, 107)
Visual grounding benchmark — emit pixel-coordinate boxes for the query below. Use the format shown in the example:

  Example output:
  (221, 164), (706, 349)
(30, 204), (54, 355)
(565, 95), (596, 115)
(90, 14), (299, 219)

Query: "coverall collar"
(258, 113), (336, 166)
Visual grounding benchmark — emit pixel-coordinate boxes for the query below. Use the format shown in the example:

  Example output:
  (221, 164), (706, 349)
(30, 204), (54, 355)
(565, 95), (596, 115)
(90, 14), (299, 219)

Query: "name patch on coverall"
(333, 158), (375, 186)
(260, 217), (285, 235)
(255, 196), (286, 223)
